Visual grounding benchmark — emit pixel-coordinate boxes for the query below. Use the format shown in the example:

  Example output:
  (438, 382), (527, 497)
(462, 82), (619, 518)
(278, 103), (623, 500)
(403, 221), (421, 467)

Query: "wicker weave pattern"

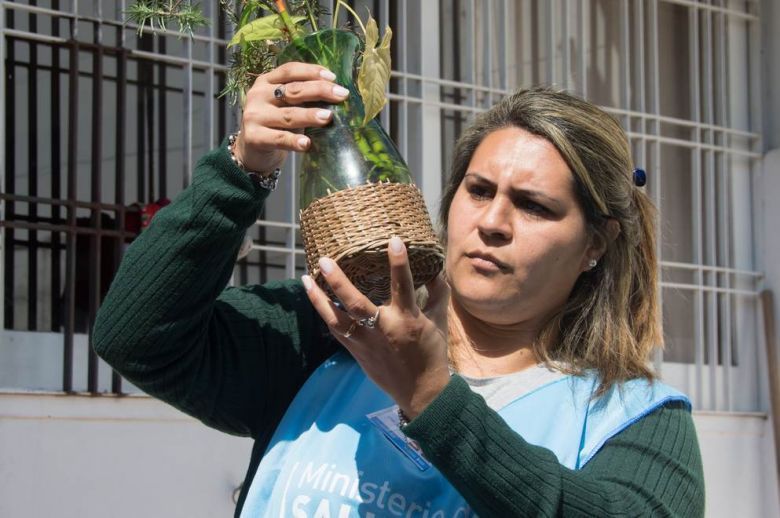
(300, 182), (445, 304)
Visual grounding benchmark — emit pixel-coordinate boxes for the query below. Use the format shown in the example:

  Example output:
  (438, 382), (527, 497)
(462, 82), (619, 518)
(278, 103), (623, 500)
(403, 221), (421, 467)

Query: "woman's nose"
(477, 197), (512, 241)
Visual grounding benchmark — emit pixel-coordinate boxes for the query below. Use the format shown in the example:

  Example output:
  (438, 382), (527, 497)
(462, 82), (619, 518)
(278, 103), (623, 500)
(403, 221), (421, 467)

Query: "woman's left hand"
(302, 236), (451, 420)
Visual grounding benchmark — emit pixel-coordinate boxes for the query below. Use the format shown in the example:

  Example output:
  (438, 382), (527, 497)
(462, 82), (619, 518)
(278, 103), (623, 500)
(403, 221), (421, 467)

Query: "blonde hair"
(440, 88), (661, 395)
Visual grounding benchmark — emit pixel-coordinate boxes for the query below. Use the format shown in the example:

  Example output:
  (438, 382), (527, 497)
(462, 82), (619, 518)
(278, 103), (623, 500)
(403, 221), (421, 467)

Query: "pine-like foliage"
(126, 1), (209, 34)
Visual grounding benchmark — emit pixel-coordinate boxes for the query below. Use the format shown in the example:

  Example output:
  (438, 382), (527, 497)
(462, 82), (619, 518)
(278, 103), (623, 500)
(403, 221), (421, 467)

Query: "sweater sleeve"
(403, 376), (705, 517)
(92, 141), (337, 438)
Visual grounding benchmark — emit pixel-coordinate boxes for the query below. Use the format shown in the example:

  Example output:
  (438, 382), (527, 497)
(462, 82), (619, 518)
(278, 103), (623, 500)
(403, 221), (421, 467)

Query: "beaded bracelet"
(227, 131), (281, 192)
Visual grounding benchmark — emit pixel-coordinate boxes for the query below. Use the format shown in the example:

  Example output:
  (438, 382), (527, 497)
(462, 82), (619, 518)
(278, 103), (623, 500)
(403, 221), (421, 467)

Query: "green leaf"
(357, 18), (392, 127)
(238, 5), (255, 29)
(228, 14), (306, 47)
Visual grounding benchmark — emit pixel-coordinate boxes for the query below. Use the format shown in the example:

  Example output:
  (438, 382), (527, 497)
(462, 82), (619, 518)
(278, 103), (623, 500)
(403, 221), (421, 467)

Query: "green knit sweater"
(93, 142), (705, 517)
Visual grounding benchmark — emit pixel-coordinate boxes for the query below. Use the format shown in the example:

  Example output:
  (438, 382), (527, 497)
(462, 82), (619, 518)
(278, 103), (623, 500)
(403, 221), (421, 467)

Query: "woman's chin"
(453, 284), (515, 313)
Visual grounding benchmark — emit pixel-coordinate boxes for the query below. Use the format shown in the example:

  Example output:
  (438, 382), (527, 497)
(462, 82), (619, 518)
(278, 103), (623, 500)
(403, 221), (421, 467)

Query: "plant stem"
(274, 0), (298, 37)
(332, 0), (340, 30)
(320, 174), (339, 193)
(336, 0), (366, 36)
(304, 0), (318, 31)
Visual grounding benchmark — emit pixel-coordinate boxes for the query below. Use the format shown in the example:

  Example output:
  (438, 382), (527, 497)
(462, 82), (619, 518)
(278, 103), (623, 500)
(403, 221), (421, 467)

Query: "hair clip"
(633, 168), (647, 187)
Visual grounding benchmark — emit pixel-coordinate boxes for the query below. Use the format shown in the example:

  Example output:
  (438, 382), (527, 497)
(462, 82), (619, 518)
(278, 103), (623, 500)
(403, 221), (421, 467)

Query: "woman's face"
(446, 126), (598, 327)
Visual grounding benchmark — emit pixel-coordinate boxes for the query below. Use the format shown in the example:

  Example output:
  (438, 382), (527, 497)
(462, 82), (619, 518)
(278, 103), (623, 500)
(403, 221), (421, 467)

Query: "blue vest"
(241, 351), (689, 517)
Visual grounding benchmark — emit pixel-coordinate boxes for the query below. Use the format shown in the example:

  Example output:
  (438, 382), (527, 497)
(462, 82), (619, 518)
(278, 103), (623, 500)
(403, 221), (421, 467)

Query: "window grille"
(0, 0), (766, 413)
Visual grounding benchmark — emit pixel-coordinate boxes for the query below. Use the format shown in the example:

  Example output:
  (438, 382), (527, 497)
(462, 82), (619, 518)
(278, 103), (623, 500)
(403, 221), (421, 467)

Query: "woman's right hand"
(233, 61), (351, 174)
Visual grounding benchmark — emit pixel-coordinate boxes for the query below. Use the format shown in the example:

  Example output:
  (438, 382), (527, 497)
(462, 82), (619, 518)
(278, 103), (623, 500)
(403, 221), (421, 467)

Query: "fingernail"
(320, 69), (336, 81)
(301, 275), (313, 291)
(316, 109), (332, 121)
(389, 236), (404, 255)
(333, 85), (349, 97)
(319, 257), (335, 276)
(298, 136), (310, 149)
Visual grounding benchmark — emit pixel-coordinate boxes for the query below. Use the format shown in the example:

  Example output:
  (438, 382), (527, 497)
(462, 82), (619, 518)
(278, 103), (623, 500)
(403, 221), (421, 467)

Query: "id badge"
(367, 406), (432, 472)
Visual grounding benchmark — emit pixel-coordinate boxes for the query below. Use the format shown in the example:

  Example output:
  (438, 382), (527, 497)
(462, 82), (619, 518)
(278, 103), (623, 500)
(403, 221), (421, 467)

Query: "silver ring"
(357, 308), (381, 329)
(273, 84), (286, 100)
(343, 320), (359, 338)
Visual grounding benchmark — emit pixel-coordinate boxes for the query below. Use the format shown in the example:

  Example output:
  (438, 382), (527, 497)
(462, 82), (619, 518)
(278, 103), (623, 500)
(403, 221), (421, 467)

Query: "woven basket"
(301, 182), (445, 304)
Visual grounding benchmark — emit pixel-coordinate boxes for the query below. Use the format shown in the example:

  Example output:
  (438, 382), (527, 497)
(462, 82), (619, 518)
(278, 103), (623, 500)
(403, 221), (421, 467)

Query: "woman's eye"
(468, 185), (492, 200)
(520, 199), (548, 215)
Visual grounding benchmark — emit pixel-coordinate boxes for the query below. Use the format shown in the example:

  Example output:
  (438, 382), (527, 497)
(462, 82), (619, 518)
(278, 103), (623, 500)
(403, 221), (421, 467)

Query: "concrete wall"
(695, 412), (780, 517)
(0, 393), (252, 518)
(1, 393), (778, 518)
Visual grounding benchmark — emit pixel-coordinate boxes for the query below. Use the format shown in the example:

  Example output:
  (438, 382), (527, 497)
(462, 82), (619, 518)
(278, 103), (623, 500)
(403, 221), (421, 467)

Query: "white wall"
(694, 413), (780, 518)
(0, 393), (252, 518)
(1, 393), (778, 518)
(0, 331), (130, 394)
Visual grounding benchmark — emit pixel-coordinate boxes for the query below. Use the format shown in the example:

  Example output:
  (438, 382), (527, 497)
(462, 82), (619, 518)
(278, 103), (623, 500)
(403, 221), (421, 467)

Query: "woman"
(93, 62), (705, 517)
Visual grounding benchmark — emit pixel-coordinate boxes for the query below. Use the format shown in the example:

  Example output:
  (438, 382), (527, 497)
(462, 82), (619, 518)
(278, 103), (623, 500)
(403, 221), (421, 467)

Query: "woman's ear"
(604, 218), (621, 245)
(584, 219), (621, 270)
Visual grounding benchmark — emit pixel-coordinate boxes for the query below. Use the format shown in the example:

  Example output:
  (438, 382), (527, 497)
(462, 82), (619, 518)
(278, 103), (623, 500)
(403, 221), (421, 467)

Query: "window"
(1, 0), (235, 392)
(1, 0), (765, 412)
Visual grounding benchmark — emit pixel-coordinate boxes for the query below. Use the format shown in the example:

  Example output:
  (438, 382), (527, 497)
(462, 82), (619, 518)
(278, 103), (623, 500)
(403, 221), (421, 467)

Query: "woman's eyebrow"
(464, 172), (563, 208)
(464, 172), (493, 185)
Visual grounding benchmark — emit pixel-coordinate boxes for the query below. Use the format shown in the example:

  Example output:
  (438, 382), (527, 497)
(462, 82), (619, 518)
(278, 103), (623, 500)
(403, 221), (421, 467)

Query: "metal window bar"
(4, 4), (15, 334)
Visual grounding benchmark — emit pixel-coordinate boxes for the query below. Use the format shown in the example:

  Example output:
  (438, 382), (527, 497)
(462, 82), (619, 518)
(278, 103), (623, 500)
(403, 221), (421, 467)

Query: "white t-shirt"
(459, 364), (566, 411)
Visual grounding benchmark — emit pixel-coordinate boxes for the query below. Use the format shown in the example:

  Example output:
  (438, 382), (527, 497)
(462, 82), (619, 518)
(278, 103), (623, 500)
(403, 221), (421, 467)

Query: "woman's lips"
(466, 252), (510, 272)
